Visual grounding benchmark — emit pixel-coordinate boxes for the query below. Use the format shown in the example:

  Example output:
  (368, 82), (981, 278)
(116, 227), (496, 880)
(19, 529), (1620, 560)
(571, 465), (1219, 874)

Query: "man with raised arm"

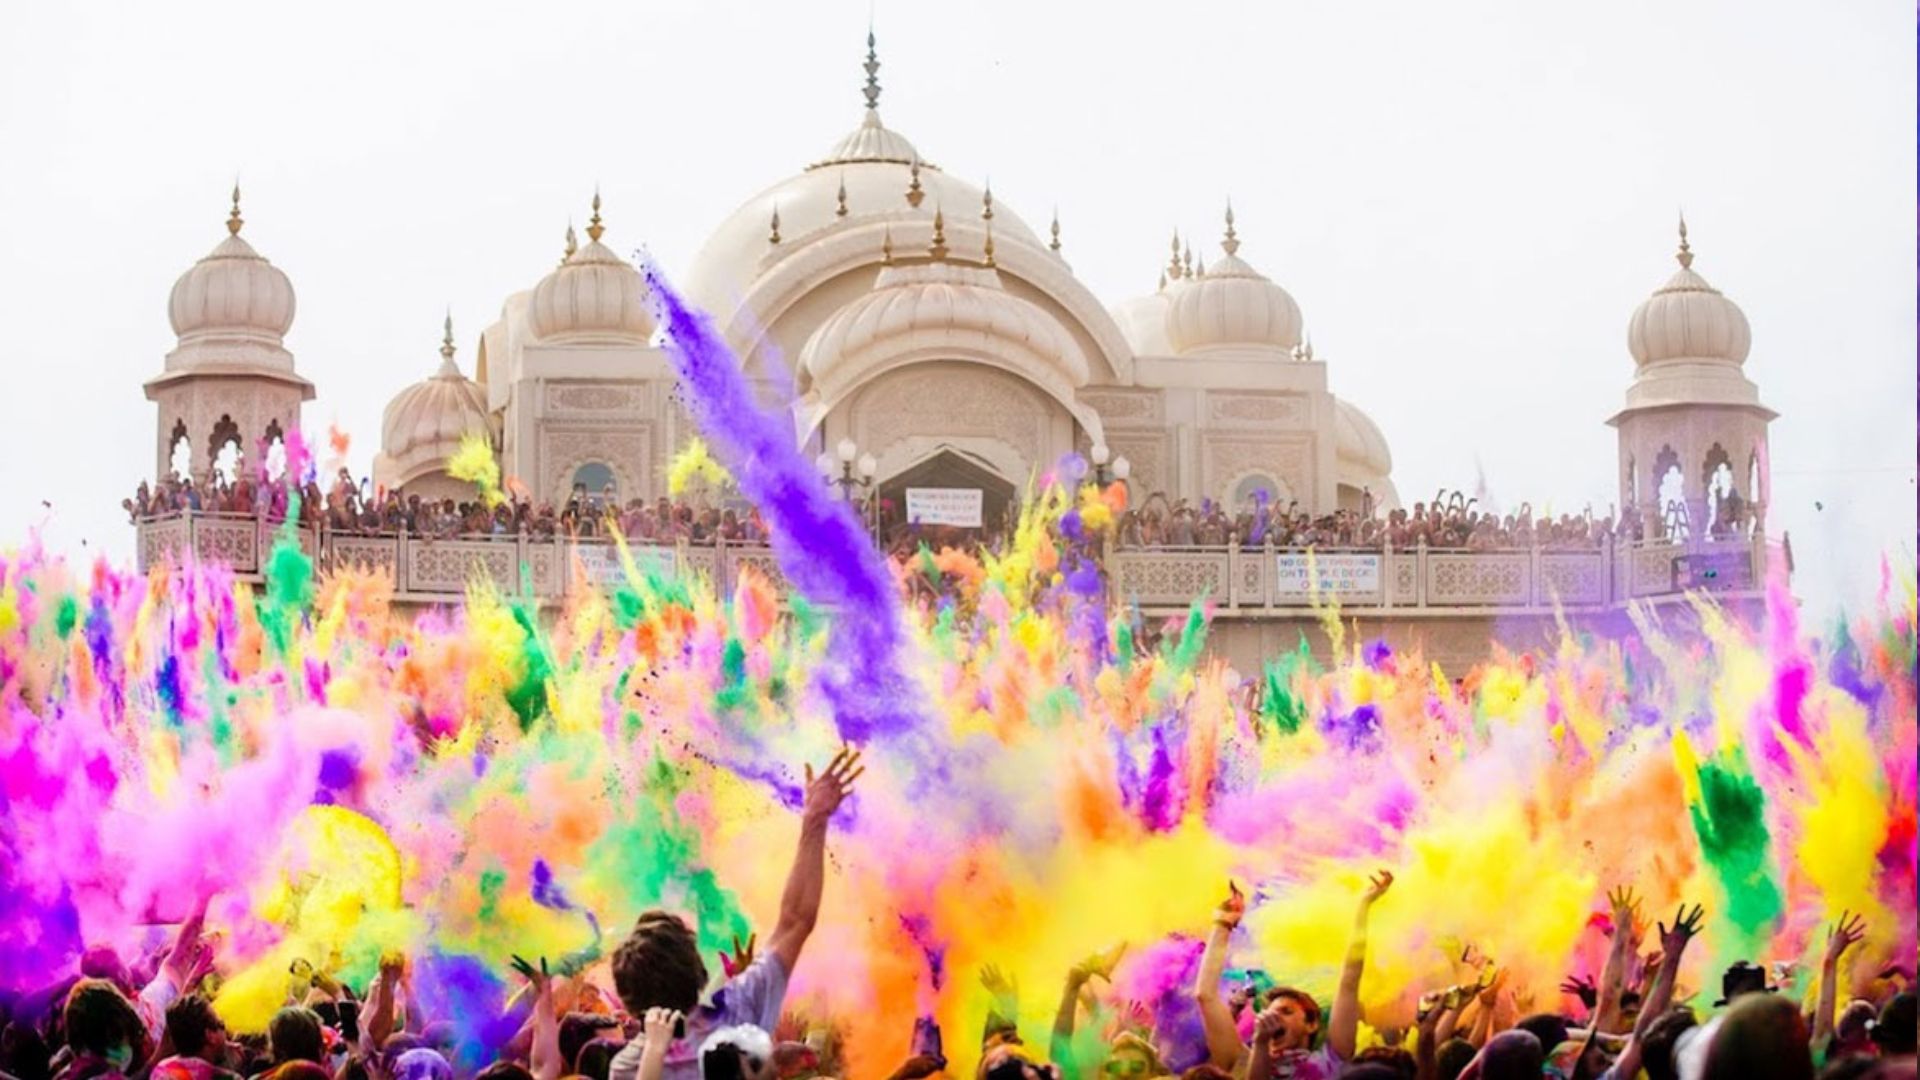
(608, 750), (862, 1080)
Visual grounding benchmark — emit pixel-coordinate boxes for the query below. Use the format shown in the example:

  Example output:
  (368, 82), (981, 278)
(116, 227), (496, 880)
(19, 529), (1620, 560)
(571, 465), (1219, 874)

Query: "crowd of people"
(1115, 491), (1758, 552)
(1, 751), (1910, 1080)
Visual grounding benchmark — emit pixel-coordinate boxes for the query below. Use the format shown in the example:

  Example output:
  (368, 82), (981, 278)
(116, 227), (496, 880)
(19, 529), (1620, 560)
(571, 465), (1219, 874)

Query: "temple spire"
(862, 28), (882, 111)
(562, 222), (577, 264)
(769, 206), (782, 245)
(906, 154), (924, 208)
(1222, 199), (1240, 256)
(836, 173), (849, 218)
(983, 218), (996, 267)
(1049, 207), (1062, 253)
(1676, 211), (1694, 270)
(882, 223), (895, 265)
(981, 179), (994, 221)
(587, 189), (605, 243)
(928, 206), (949, 261)
(1167, 230), (1183, 278)
(227, 183), (244, 236)
(437, 311), (459, 376)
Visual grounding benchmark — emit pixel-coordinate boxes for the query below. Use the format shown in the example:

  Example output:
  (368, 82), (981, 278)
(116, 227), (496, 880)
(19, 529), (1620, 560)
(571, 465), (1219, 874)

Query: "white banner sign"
(905, 487), (984, 528)
(570, 543), (676, 587)
(1273, 552), (1382, 602)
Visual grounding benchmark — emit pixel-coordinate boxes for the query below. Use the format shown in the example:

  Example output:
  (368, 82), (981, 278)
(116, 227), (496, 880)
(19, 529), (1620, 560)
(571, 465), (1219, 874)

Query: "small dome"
(378, 319), (491, 486)
(1627, 223), (1751, 366)
(168, 194), (296, 347)
(814, 108), (922, 168)
(1110, 283), (1174, 356)
(1163, 213), (1302, 357)
(1334, 398), (1393, 476)
(800, 259), (1087, 391)
(529, 202), (654, 344)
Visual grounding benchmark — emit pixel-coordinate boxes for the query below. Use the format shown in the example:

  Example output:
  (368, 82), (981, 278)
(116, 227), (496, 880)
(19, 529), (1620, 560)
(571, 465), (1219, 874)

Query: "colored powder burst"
(666, 436), (734, 497)
(448, 433), (504, 508)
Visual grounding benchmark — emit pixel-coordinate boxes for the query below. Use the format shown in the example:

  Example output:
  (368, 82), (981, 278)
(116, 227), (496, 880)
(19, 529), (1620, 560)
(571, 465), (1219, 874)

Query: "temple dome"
(1163, 212), (1303, 357)
(529, 201), (654, 344)
(167, 192), (295, 350)
(376, 319), (492, 489)
(800, 258), (1086, 395)
(1627, 223), (1751, 366)
(1334, 398), (1393, 477)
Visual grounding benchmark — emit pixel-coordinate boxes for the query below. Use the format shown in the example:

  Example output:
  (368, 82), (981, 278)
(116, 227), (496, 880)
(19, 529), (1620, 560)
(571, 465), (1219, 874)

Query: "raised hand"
(509, 954), (550, 995)
(1362, 869), (1395, 906)
(162, 895), (216, 993)
(803, 747), (864, 825)
(642, 1007), (684, 1046)
(719, 933), (757, 978)
(1825, 911), (1868, 964)
(1215, 882), (1247, 929)
(1658, 904), (1705, 958)
(1559, 974), (1598, 1011)
(1477, 967), (1509, 1007)
(1071, 944), (1127, 983)
(1606, 885), (1642, 931)
(980, 963), (1019, 1006)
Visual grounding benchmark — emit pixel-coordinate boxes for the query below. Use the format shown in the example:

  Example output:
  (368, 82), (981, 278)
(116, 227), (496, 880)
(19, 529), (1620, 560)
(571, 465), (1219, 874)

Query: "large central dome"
(684, 36), (1044, 313)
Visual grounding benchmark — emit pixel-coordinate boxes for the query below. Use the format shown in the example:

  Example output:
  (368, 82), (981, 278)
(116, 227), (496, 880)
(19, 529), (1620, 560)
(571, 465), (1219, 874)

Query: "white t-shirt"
(608, 956), (789, 1080)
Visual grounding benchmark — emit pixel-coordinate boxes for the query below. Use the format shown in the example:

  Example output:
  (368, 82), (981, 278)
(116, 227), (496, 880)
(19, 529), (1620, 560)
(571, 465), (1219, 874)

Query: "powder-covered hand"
(802, 747), (864, 826)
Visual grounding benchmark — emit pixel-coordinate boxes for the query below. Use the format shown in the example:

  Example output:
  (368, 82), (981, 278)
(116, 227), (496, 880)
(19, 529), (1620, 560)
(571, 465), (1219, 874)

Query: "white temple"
(144, 35), (1773, 544)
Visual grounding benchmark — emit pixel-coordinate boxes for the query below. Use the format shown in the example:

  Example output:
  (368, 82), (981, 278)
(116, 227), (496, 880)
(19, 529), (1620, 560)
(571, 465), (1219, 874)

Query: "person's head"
(1872, 992), (1917, 1057)
(1476, 1030), (1543, 1080)
(574, 1038), (624, 1080)
(1514, 1014), (1570, 1057)
(165, 995), (227, 1060)
(268, 1007), (326, 1066)
(1177, 1067), (1232, 1080)
(475, 1062), (533, 1080)
(1704, 993), (1812, 1080)
(1433, 1038), (1477, 1080)
(3, 1020), (52, 1080)
(1352, 1045), (1416, 1078)
(63, 979), (141, 1067)
(1837, 1000), (1880, 1052)
(333, 1059), (371, 1080)
(1100, 1032), (1160, 1079)
(390, 1049), (454, 1080)
(1256, 987), (1322, 1055)
(1341, 1066), (1406, 1080)
(559, 1014), (620, 1073)
(1641, 1005), (1698, 1080)
(699, 1025), (774, 1080)
(611, 911), (709, 1017)
(977, 1045), (1057, 1080)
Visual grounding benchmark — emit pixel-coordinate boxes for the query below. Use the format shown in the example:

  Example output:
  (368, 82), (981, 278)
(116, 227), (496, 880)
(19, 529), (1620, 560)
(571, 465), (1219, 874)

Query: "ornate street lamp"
(1089, 443), (1131, 488)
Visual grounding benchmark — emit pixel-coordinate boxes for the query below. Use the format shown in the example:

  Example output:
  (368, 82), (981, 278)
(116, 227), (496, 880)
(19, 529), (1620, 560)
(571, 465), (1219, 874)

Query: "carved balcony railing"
(132, 513), (1778, 614)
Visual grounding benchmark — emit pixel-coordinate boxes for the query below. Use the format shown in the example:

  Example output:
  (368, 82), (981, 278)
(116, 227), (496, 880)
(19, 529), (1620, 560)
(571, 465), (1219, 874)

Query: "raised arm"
(1593, 886), (1642, 1034)
(1328, 869), (1394, 1061)
(1813, 911), (1867, 1052)
(1604, 904), (1703, 1080)
(362, 954), (403, 1055)
(765, 749), (862, 975)
(511, 957), (563, 1080)
(1193, 883), (1249, 1070)
(1053, 945), (1124, 1063)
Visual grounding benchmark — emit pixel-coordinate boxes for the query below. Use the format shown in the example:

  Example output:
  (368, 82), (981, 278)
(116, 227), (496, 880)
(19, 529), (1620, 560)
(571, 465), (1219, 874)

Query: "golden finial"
(1195, 252), (1206, 277)
(226, 183), (244, 236)
(1222, 199), (1240, 257)
(906, 155), (925, 208)
(769, 206), (782, 245)
(1676, 211), (1693, 270)
(1049, 208), (1062, 253)
(981, 180), (994, 221)
(1158, 270), (1168, 292)
(929, 206), (949, 261)
(562, 222), (578, 264)
(882, 223), (895, 265)
(863, 28), (882, 111)
(1301, 333), (1314, 362)
(1168, 230), (1183, 278)
(983, 219), (996, 267)
(441, 310), (456, 362)
(835, 173), (849, 218)
(1181, 241), (1193, 279)
(587, 189), (605, 243)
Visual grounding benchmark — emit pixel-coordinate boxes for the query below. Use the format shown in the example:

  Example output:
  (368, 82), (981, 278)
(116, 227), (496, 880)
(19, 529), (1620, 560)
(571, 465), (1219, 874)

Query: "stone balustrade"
(133, 512), (1774, 612)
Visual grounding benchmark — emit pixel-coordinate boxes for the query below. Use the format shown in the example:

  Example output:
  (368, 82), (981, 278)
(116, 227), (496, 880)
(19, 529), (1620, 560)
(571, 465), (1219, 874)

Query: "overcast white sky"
(0, 0), (1911, 620)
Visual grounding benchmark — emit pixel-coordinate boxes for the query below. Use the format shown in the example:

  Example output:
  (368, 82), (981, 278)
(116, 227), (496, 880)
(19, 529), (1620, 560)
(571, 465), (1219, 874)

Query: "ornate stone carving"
(1077, 389), (1162, 425)
(330, 536), (400, 577)
(192, 518), (259, 572)
(524, 543), (562, 595)
(541, 428), (652, 503)
(1207, 394), (1305, 426)
(137, 517), (191, 573)
(857, 367), (1050, 465)
(1392, 555), (1419, 604)
(1234, 548), (1265, 605)
(1539, 552), (1607, 605)
(406, 539), (517, 593)
(1427, 553), (1530, 606)
(1203, 438), (1310, 505)
(727, 549), (787, 592)
(1111, 551), (1229, 606)
(546, 384), (645, 414)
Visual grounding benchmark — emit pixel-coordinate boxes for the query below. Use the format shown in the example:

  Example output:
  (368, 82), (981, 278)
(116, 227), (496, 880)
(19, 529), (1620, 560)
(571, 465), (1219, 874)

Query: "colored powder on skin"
(645, 267), (921, 744)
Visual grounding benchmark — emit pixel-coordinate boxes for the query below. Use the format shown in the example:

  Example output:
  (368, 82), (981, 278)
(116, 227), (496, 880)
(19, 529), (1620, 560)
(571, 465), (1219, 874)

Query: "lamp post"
(1089, 443), (1132, 488)
(817, 437), (878, 534)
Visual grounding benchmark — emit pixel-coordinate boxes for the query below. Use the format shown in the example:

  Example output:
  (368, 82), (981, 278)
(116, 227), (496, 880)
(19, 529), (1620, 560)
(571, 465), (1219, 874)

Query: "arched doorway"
(877, 448), (1018, 546)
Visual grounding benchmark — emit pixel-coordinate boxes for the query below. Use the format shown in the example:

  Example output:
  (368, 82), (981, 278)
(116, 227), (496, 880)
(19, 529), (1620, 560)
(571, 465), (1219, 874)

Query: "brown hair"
(611, 910), (709, 1016)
